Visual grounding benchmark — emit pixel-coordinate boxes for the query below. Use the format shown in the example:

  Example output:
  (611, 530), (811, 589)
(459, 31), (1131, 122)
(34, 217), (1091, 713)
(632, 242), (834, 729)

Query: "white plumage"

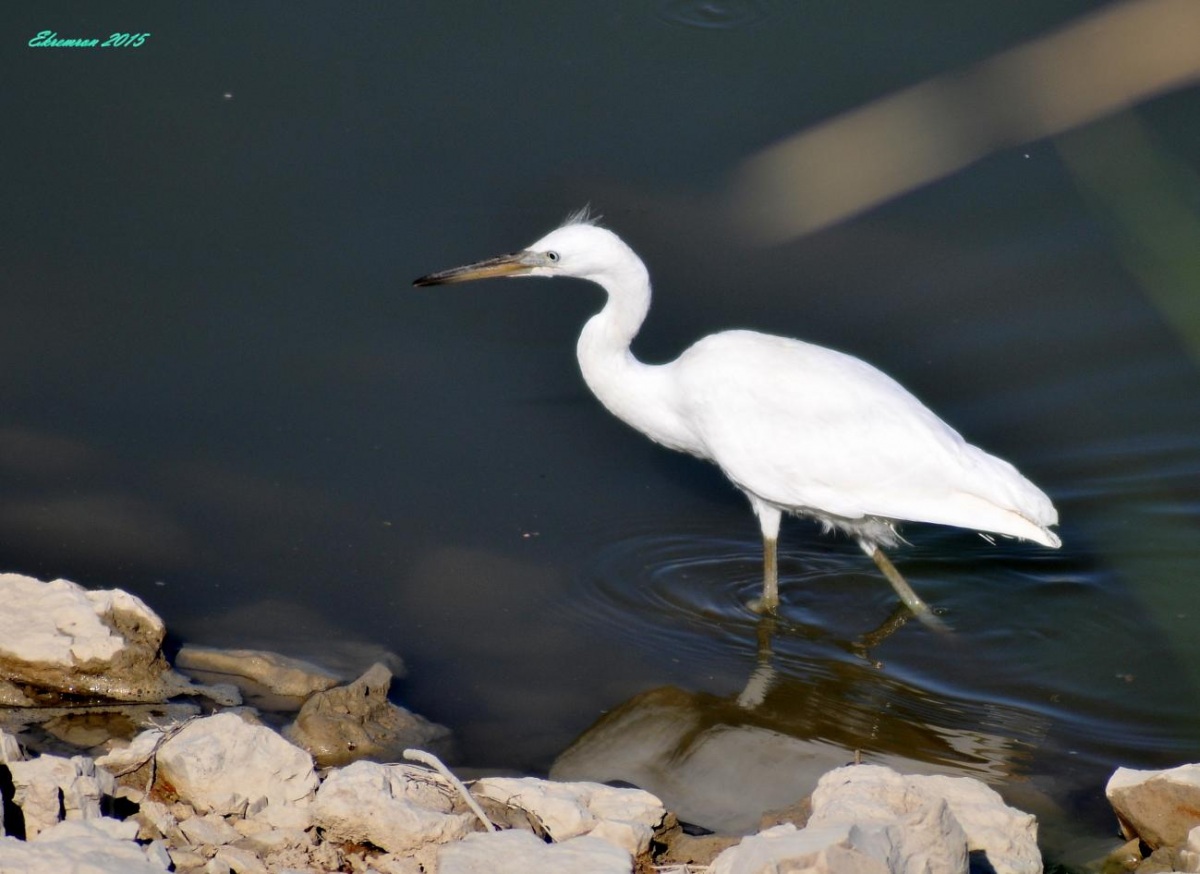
(415, 215), (1060, 620)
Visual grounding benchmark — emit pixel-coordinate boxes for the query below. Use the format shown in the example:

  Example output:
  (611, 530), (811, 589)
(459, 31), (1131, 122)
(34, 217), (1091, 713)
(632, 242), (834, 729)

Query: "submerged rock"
(174, 645), (341, 710)
(284, 662), (452, 767)
(0, 573), (197, 704)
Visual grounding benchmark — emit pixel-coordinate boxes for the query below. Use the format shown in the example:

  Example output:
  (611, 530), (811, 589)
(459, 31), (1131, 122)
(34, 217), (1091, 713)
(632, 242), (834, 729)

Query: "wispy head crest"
(561, 204), (601, 228)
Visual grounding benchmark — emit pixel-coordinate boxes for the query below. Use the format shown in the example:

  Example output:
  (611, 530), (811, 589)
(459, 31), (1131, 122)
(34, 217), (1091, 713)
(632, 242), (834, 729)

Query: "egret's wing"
(673, 331), (1057, 542)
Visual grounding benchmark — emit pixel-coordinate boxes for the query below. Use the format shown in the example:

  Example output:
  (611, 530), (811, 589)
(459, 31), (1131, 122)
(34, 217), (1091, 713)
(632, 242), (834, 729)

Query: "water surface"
(4, 2), (1199, 867)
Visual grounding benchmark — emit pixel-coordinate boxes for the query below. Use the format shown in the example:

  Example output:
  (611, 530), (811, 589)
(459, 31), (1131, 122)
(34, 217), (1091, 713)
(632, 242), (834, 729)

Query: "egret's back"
(670, 330), (1059, 547)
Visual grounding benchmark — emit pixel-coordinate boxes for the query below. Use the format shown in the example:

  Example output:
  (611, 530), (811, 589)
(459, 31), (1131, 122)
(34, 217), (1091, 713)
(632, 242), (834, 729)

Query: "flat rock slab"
(438, 829), (632, 874)
(0, 573), (192, 703)
(1108, 764), (1200, 849)
(175, 645), (341, 708)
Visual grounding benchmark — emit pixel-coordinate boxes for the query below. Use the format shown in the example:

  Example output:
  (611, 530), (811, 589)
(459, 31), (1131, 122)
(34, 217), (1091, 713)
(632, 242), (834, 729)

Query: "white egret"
(414, 213), (1060, 620)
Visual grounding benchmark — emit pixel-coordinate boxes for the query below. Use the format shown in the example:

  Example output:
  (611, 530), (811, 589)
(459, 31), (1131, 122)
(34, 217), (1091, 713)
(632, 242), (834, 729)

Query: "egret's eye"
(545, 251), (560, 262)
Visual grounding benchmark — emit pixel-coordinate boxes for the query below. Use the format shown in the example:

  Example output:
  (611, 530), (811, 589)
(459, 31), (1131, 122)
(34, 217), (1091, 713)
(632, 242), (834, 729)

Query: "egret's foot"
(747, 594), (779, 615)
(912, 605), (951, 634)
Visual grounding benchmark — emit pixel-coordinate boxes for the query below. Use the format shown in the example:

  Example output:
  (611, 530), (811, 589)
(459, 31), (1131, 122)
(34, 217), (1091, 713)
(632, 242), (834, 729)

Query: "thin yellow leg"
(861, 541), (949, 632)
(748, 499), (782, 614)
(761, 535), (779, 614)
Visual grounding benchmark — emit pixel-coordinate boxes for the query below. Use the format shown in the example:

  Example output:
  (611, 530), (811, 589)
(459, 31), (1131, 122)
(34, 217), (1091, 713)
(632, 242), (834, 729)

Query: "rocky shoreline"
(0, 572), (1193, 873)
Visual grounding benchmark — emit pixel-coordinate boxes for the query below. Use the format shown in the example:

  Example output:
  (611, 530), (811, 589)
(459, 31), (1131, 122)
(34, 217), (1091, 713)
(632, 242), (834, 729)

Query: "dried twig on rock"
(402, 748), (496, 832)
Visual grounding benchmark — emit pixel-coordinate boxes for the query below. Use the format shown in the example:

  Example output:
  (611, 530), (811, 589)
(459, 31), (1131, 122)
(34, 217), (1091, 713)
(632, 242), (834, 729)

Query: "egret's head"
(413, 211), (639, 288)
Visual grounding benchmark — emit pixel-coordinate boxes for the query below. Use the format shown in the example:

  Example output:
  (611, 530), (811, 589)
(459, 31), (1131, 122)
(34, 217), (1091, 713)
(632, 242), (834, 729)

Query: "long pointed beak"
(413, 251), (538, 286)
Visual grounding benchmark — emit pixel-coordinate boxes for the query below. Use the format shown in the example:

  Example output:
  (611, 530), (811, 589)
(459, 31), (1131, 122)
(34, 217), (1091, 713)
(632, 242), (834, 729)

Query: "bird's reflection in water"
(741, 603), (924, 710)
(551, 611), (1045, 834)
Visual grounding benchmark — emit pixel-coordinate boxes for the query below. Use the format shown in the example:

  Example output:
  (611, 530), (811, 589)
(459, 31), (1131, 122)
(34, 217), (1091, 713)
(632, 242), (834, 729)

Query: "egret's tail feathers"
(1033, 527), (1062, 549)
(944, 492), (1061, 548)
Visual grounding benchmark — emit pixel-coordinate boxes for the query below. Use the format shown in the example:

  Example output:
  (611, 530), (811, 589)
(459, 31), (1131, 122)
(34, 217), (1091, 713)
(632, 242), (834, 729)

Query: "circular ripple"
(656, 0), (774, 30)
(567, 526), (880, 668)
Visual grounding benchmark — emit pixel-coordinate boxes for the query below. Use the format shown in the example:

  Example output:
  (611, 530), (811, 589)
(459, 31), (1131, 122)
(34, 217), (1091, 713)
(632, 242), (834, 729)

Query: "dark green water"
(4, 2), (1199, 867)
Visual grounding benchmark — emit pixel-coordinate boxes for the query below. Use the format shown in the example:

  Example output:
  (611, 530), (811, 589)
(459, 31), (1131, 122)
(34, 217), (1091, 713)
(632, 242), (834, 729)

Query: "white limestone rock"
(167, 847), (207, 870)
(144, 839), (174, 870)
(711, 823), (888, 874)
(1178, 825), (1200, 873)
(905, 772), (1040, 874)
(7, 753), (116, 837)
(132, 798), (186, 845)
(1108, 764), (1200, 849)
(250, 797), (314, 831)
(48, 814), (139, 842)
(0, 817), (170, 873)
(0, 573), (193, 702)
(95, 722), (168, 774)
(231, 822), (313, 856)
(471, 776), (666, 855)
(312, 760), (476, 854)
(360, 854), (427, 874)
(210, 845), (270, 874)
(810, 766), (1039, 874)
(203, 857), (231, 874)
(0, 573), (196, 701)
(809, 766), (968, 874)
(0, 728), (22, 763)
(0, 574), (157, 664)
(438, 829), (633, 874)
(177, 812), (242, 848)
(715, 766), (1039, 874)
(154, 713), (319, 817)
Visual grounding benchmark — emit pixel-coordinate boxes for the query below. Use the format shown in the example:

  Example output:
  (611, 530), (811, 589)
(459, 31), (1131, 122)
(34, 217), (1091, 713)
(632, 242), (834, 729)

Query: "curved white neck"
(574, 259), (699, 454)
